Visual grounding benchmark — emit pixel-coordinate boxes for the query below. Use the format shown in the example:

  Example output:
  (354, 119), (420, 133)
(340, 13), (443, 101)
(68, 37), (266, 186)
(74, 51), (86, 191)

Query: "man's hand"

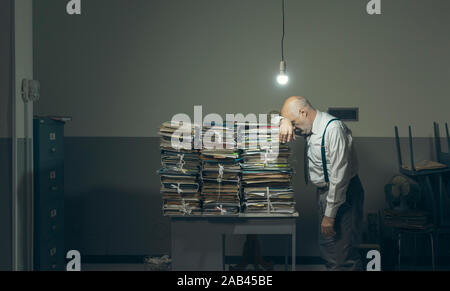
(321, 216), (336, 238)
(279, 118), (295, 143)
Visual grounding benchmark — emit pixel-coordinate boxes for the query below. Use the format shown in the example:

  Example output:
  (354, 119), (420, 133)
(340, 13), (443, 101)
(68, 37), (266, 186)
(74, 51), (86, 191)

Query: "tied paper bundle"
(383, 209), (433, 230)
(239, 124), (296, 214)
(158, 122), (202, 216)
(201, 124), (241, 215)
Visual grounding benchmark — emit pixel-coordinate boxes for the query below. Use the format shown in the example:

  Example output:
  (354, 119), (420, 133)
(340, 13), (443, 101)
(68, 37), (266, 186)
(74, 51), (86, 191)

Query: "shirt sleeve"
(324, 123), (352, 218)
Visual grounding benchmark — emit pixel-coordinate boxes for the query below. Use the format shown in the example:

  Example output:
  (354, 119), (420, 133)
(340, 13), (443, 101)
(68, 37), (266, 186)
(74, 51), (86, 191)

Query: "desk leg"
(439, 174), (444, 226)
(222, 234), (225, 271)
(292, 224), (296, 271)
(284, 236), (288, 271)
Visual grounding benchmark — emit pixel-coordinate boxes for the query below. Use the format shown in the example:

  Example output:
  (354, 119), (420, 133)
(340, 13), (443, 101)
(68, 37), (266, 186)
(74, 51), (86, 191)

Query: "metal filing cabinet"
(33, 118), (65, 271)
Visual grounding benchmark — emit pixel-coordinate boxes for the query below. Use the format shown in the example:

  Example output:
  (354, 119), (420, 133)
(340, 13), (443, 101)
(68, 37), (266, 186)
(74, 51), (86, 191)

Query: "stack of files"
(202, 123), (236, 150)
(159, 121), (194, 151)
(267, 187), (296, 214)
(236, 123), (279, 150)
(159, 161), (202, 216)
(240, 124), (296, 214)
(383, 209), (433, 230)
(201, 140), (241, 216)
(158, 122), (202, 215)
(241, 171), (295, 214)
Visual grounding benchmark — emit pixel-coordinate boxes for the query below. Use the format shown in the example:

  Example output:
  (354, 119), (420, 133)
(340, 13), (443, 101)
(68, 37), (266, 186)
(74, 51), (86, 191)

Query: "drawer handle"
(50, 248), (56, 256)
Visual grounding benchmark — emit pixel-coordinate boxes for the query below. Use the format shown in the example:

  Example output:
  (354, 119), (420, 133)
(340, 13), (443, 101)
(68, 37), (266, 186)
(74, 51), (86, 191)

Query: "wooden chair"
(434, 122), (450, 166)
(433, 122), (450, 265)
(392, 125), (450, 270)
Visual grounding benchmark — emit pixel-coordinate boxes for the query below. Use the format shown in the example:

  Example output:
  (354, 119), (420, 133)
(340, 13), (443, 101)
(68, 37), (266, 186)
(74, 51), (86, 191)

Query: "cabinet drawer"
(36, 239), (64, 271)
(36, 200), (63, 242)
(36, 163), (64, 202)
(35, 122), (64, 162)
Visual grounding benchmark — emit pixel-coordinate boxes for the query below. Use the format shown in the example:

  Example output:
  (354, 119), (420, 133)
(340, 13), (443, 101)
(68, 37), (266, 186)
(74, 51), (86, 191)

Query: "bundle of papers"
(383, 209), (432, 230)
(158, 122), (202, 215)
(200, 124), (241, 215)
(243, 186), (295, 214)
(236, 124), (279, 150)
(158, 121), (297, 216)
(202, 124), (236, 150)
(240, 124), (296, 214)
(201, 149), (241, 216)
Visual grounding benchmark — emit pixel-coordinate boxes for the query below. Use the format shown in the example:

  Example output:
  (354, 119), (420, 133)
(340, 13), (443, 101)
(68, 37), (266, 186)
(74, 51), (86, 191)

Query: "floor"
(81, 263), (450, 271)
(82, 264), (327, 271)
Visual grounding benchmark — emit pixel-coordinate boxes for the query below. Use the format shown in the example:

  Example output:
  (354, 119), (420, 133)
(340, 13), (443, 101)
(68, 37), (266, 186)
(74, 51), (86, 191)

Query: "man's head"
(281, 96), (317, 136)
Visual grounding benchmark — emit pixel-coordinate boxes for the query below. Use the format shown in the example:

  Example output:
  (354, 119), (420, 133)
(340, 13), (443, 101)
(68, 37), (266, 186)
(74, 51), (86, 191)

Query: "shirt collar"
(311, 110), (322, 135)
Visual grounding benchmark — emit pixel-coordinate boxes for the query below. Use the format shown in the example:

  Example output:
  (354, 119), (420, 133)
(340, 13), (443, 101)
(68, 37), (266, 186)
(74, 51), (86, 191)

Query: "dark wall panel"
(0, 139), (12, 270)
(0, 0), (13, 271)
(63, 136), (448, 258)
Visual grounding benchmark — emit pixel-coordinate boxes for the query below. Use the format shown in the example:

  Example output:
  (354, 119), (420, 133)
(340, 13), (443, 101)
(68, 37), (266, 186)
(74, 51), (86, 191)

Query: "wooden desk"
(170, 213), (298, 271)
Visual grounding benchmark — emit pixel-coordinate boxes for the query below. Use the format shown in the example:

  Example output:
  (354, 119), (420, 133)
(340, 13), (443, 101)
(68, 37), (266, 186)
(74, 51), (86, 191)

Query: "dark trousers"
(317, 175), (365, 271)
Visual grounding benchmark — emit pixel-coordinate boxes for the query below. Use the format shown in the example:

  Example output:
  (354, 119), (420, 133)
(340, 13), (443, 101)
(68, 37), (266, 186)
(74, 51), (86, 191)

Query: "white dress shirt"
(307, 111), (359, 218)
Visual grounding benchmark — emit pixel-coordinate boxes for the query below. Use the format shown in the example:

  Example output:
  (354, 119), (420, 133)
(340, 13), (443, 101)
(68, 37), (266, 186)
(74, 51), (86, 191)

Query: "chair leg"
(430, 233), (435, 271)
(414, 233), (417, 266)
(284, 235), (288, 271)
(435, 230), (440, 266)
(398, 233), (401, 270)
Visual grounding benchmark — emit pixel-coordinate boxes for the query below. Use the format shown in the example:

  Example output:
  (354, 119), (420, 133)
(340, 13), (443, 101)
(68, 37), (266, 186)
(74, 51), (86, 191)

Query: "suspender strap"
(321, 118), (340, 183)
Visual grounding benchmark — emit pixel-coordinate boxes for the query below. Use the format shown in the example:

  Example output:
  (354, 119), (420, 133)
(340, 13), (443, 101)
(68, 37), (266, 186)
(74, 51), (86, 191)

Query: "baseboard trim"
(82, 255), (325, 265)
(225, 256), (325, 265)
(83, 255), (146, 264)
(82, 254), (450, 268)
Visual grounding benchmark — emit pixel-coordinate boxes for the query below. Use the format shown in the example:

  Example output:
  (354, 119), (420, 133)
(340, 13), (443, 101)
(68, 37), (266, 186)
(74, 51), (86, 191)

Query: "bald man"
(279, 96), (364, 271)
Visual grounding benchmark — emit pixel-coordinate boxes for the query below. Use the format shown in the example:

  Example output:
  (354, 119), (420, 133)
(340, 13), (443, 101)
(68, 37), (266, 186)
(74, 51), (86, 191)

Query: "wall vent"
(327, 107), (359, 121)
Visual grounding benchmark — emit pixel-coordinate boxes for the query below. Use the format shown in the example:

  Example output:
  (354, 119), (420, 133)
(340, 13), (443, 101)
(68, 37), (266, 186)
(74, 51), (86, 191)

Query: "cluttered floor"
(82, 263), (326, 271)
(81, 263), (450, 271)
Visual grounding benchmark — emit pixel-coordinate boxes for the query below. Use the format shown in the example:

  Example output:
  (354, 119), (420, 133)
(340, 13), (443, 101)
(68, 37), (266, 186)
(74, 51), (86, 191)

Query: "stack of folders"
(383, 209), (432, 230)
(158, 122), (202, 215)
(201, 124), (241, 215)
(239, 124), (296, 214)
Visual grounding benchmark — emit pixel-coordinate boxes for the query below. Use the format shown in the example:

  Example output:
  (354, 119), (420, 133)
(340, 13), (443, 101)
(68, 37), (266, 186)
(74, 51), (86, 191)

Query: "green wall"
(34, 0), (450, 138)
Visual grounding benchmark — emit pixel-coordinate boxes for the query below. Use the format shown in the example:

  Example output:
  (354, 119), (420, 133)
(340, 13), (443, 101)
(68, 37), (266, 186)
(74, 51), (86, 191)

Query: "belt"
(317, 185), (329, 194)
(317, 185), (328, 192)
(316, 174), (358, 193)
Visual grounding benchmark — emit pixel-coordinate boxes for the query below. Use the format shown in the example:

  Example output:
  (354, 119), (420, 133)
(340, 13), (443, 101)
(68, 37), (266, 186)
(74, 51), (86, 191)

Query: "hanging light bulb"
(277, 60), (289, 85)
(276, 0), (288, 86)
